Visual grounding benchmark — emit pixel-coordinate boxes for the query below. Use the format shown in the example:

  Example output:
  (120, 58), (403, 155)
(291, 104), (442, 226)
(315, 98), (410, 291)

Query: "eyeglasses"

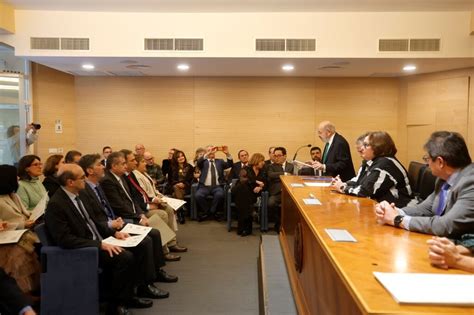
(362, 142), (371, 148)
(273, 154), (284, 158)
(422, 155), (431, 163)
(74, 175), (86, 180)
(144, 157), (154, 161)
(30, 162), (43, 167)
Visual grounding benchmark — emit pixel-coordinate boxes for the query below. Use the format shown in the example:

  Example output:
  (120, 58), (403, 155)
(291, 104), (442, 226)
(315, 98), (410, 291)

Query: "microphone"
(293, 144), (312, 161)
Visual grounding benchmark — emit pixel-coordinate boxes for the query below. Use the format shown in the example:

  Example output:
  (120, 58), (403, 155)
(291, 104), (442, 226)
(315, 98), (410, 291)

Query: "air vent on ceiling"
(286, 39), (316, 51)
(30, 37), (60, 50)
(107, 71), (145, 76)
(175, 38), (203, 51)
(378, 39), (409, 52)
(145, 38), (173, 50)
(410, 38), (440, 51)
(67, 70), (109, 76)
(256, 39), (285, 51)
(61, 38), (89, 50)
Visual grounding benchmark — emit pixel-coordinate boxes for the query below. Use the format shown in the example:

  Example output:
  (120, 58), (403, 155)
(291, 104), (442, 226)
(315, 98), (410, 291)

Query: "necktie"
(210, 160), (217, 186)
(75, 196), (102, 241)
(118, 178), (136, 213)
(95, 185), (115, 219)
(322, 142), (329, 163)
(127, 174), (150, 203)
(435, 182), (450, 215)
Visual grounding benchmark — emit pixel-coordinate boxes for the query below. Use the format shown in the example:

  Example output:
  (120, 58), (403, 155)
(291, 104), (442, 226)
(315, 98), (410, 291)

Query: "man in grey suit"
(267, 147), (294, 232)
(375, 131), (473, 239)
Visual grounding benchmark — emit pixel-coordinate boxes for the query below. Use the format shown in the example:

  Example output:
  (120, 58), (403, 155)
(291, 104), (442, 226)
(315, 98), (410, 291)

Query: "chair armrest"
(41, 246), (99, 273)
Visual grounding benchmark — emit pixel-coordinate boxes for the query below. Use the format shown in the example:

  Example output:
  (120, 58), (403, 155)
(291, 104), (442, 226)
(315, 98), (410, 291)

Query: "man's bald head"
(317, 121), (336, 143)
(57, 163), (85, 193)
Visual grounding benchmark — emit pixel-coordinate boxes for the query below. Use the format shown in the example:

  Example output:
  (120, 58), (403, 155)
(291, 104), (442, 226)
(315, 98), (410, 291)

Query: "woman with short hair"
(17, 155), (47, 210)
(332, 131), (413, 207)
(42, 154), (64, 197)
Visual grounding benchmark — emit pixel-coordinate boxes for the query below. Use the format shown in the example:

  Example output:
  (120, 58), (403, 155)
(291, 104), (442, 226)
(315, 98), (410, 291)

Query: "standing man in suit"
(375, 131), (474, 239)
(196, 145), (233, 221)
(267, 147), (294, 231)
(312, 121), (355, 181)
(44, 163), (153, 314)
(228, 149), (249, 182)
(100, 152), (178, 283)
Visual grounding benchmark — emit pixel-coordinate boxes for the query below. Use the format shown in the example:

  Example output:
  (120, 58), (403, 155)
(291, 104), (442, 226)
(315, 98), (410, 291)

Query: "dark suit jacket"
(267, 162), (294, 196)
(122, 172), (150, 213)
(227, 162), (246, 182)
(168, 163), (194, 191)
(100, 170), (143, 222)
(323, 133), (355, 181)
(161, 159), (171, 179)
(43, 175), (61, 198)
(0, 268), (32, 315)
(45, 188), (114, 249)
(196, 156), (233, 185)
(79, 183), (114, 225)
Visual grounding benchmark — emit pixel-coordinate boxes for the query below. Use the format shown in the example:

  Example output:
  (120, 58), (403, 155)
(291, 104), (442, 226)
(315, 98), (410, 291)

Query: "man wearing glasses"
(143, 151), (166, 187)
(375, 131), (474, 238)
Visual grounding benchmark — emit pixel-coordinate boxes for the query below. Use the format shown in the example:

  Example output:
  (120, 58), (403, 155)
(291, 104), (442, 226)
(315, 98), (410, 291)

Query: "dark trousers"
(268, 194), (282, 228)
(148, 228), (166, 270)
(232, 183), (257, 233)
(129, 235), (155, 285)
(99, 249), (135, 303)
(196, 185), (224, 214)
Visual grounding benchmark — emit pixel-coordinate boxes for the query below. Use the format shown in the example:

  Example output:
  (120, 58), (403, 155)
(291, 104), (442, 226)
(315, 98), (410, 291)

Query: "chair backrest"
(34, 223), (55, 246)
(418, 167), (437, 200)
(407, 161), (427, 194)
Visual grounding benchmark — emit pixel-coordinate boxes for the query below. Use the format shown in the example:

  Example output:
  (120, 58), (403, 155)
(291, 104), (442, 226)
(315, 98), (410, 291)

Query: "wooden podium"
(279, 176), (471, 315)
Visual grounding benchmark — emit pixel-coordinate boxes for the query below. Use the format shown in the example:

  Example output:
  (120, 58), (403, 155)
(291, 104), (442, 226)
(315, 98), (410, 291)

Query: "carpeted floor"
(134, 220), (271, 315)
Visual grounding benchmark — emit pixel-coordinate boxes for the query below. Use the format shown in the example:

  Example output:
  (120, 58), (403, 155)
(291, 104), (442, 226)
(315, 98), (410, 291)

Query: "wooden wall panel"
(32, 63), (76, 160)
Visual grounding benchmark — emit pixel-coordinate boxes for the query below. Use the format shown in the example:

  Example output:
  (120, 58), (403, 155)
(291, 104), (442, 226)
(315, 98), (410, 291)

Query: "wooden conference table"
(279, 176), (472, 315)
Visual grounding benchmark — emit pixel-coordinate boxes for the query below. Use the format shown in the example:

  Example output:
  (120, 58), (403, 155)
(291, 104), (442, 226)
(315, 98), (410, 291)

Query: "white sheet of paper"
(29, 193), (48, 222)
(120, 223), (151, 235)
(290, 183), (304, 187)
(102, 234), (147, 248)
(325, 228), (357, 242)
(293, 160), (314, 168)
(148, 215), (176, 246)
(303, 198), (322, 205)
(304, 182), (331, 187)
(0, 229), (28, 245)
(162, 196), (187, 211)
(374, 272), (474, 305)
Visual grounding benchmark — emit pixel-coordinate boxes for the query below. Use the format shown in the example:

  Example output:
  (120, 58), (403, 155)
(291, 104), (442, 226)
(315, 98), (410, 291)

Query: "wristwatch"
(394, 215), (404, 228)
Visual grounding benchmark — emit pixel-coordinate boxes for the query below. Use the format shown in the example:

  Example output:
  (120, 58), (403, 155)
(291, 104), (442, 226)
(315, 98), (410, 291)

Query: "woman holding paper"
(169, 150), (194, 200)
(0, 165), (40, 294)
(332, 131), (413, 207)
(231, 153), (266, 236)
(17, 155), (47, 210)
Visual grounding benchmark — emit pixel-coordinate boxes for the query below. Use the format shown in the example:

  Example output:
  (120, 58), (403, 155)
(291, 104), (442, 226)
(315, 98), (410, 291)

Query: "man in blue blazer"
(196, 145), (233, 221)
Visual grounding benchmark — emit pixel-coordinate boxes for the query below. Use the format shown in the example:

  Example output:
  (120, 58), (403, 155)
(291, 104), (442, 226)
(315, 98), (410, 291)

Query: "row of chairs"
(407, 161), (437, 201)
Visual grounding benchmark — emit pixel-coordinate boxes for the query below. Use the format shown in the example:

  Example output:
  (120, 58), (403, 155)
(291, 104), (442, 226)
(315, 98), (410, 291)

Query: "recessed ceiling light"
(177, 64), (190, 71)
(82, 64), (95, 70)
(403, 65), (416, 71)
(282, 64), (294, 71)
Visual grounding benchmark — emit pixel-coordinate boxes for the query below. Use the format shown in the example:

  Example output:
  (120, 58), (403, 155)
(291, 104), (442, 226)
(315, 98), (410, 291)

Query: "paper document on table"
(325, 229), (357, 242)
(102, 234), (147, 248)
(304, 182), (331, 187)
(148, 215), (176, 246)
(30, 193), (48, 222)
(162, 196), (187, 210)
(0, 229), (29, 245)
(290, 183), (304, 187)
(374, 272), (474, 305)
(293, 160), (314, 168)
(303, 198), (322, 205)
(121, 224), (151, 235)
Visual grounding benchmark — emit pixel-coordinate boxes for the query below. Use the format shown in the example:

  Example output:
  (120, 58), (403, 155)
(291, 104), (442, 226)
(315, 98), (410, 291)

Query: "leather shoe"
(241, 230), (251, 237)
(165, 253), (181, 261)
(169, 244), (188, 252)
(156, 269), (178, 283)
(198, 213), (209, 222)
(213, 214), (222, 222)
(126, 297), (153, 309)
(106, 304), (132, 315)
(137, 284), (169, 299)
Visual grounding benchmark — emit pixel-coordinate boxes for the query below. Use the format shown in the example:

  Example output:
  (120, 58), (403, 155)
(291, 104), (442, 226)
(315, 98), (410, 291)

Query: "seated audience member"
(312, 121), (355, 181)
(64, 150), (82, 164)
(427, 235), (474, 273)
(135, 144), (145, 157)
(17, 155), (47, 211)
(264, 146), (275, 166)
(231, 153), (266, 236)
(143, 151), (166, 186)
(0, 165), (40, 296)
(0, 267), (36, 315)
(77, 155), (171, 300)
(161, 148), (176, 180)
(375, 131), (473, 238)
(45, 164), (156, 314)
(332, 131), (412, 207)
(227, 150), (249, 182)
(195, 145), (233, 221)
(267, 147), (294, 232)
(101, 151), (185, 264)
(193, 147), (206, 166)
(169, 150), (194, 200)
(42, 154), (65, 197)
(346, 133), (370, 186)
(299, 146), (322, 175)
(101, 146), (112, 167)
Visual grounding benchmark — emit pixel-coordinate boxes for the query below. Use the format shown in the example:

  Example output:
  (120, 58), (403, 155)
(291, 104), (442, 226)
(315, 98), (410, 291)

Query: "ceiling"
(28, 56), (474, 77)
(6, 0), (474, 12)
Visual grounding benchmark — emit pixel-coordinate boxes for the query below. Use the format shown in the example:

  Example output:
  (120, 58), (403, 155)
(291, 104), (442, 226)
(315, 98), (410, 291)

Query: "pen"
(309, 193), (316, 199)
